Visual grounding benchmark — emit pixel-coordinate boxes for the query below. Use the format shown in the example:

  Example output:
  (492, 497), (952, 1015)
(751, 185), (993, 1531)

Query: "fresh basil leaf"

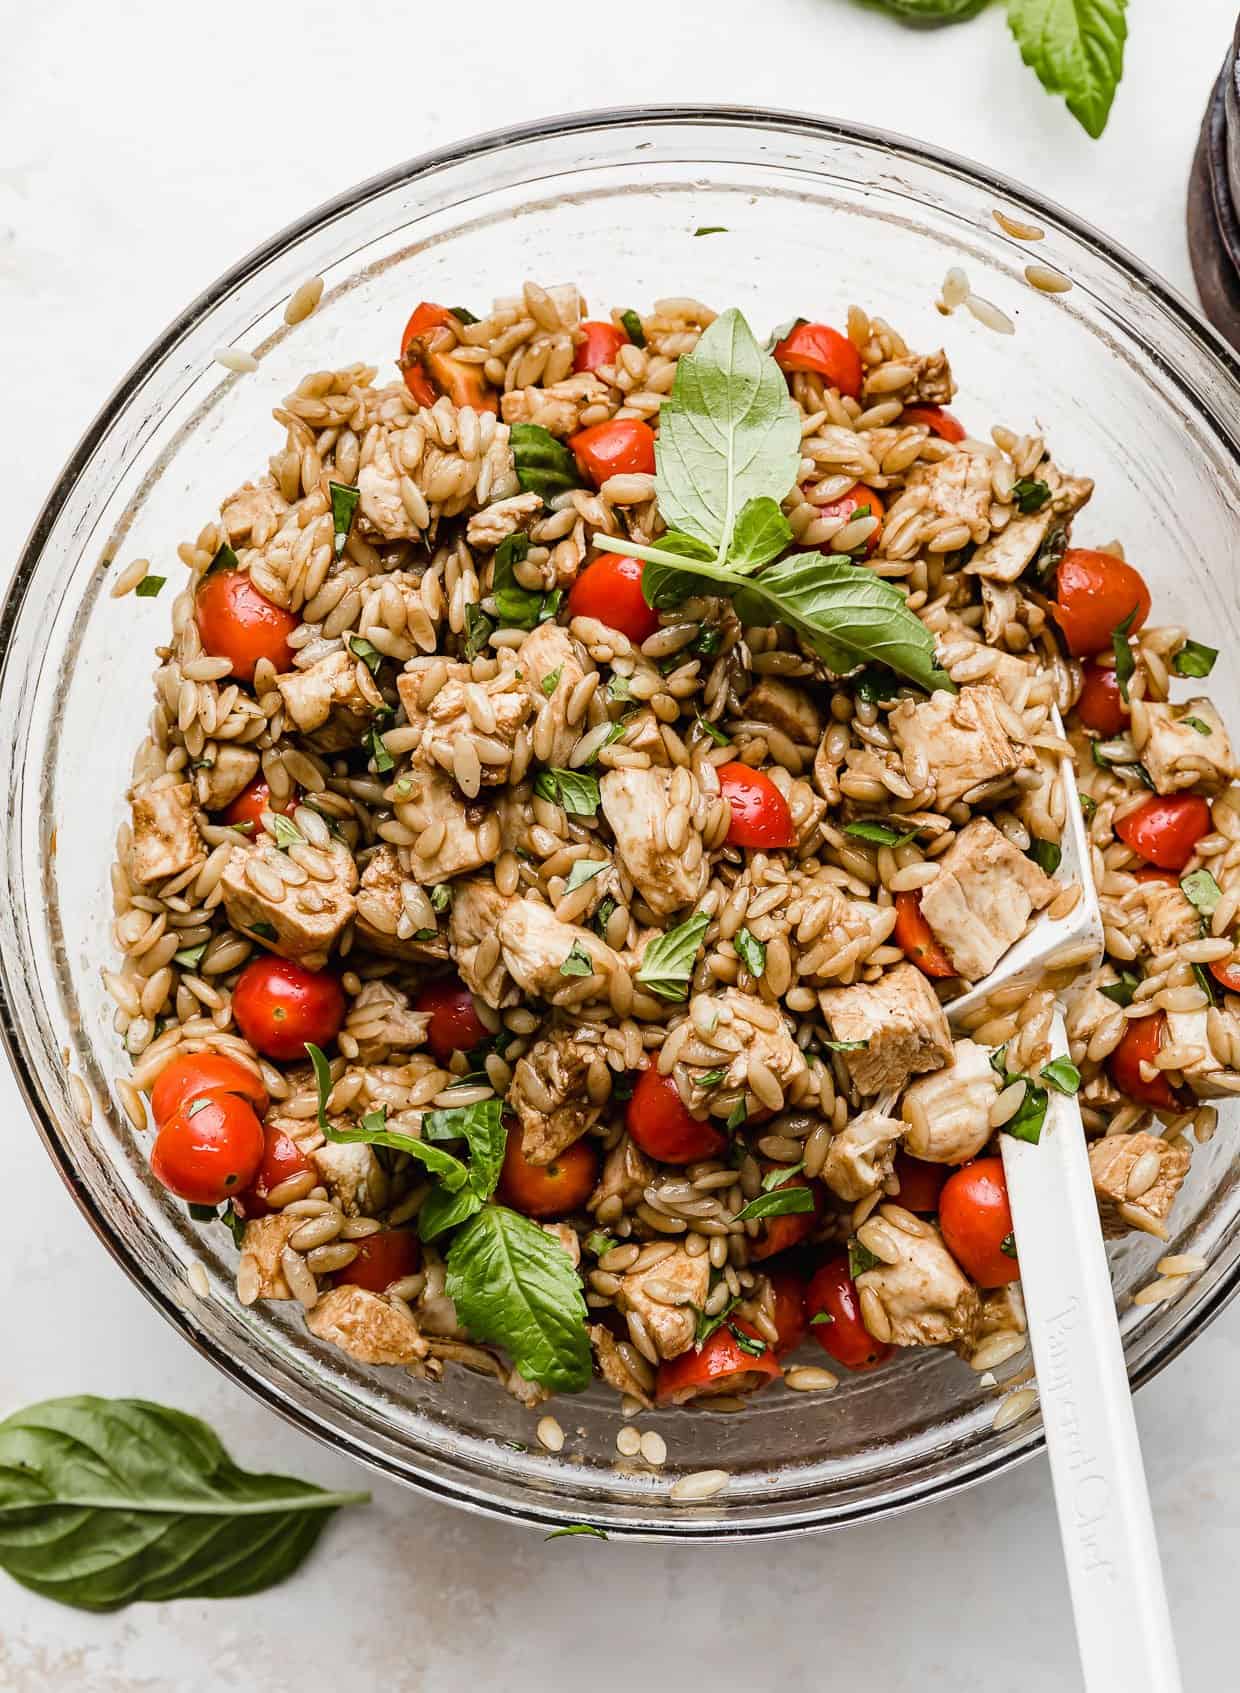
(734, 1186), (814, 1223)
(1079, 792), (1098, 821)
(620, 309), (645, 347)
(844, 820), (919, 848)
(864, 0), (989, 18)
(560, 940), (596, 978)
(1012, 477), (1051, 513)
(693, 1068), (727, 1089)
(533, 767), (601, 817)
(173, 941), (208, 970)
(1000, 1232), (1019, 1260)
(349, 635), (382, 676)
(695, 712), (730, 746)
(134, 574), (166, 598)
(694, 626), (722, 657)
(693, 226), (728, 237)
(564, 858), (607, 894)
(1040, 1057), (1081, 1095)
(367, 725), (394, 773)
(1100, 970), (1140, 1007)
(728, 497), (794, 573)
(428, 883), (452, 915)
(1028, 838), (1062, 876)
(726, 1099), (748, 1132)
(1173, 639), (1218, 679)
(541, 665), (563, 696)
(1183, 715), (1212, 736)
(825, 1038), (868, 1053)
(206, 542), (238, 577)
(1193, 962), (1219, 1005)
(247, 919), (277, 940)
(762, 1160), (805, 1190)
(584, 1231), (617, 1258)
(848, 1240), (882, 1278)
(1007, 0), (1129, 140)
(305, 1041), (334, 1130)
(268, 813), (304, 851)
(545, 1524), (609, 1541)
(464, 602), (495, 660)
(510, 424), (581, 503)
(728, 1323), (768, 1358)
(1181, 869), (1222, 920)
(1111, 607), (1137, 702)
(694, 1295), (741, 1347)
(188, 1202), (216, 1222)
(445, 1205), (591, 1392)
(641, 528), (719, 611)
(734, 927), (766, 978)
(491, 533), (548, 630)
(417, 1183), (484, 1242)
(592, 895), (617, 938)
(608, 674), (633, 703)
(421, 1098), (506, 1202)
(1003, 1081), (1049, 1145)
(853, 665), (903, 704)
(448, 305), (479, 326)
(330, 482), (361, 555)
(325, 1116), (470, 1189)
(635, 912), (710, 1001)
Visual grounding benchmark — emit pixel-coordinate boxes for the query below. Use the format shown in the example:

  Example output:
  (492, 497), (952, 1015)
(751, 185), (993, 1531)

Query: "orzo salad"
(112, 283), (1236, 1415)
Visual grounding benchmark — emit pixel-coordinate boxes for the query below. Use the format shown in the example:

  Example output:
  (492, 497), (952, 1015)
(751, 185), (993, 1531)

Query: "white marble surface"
(2, 3), (1239, 1688)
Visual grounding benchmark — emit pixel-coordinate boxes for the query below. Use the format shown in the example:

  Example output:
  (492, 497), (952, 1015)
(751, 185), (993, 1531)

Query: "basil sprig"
(635, 912), (710, 1001)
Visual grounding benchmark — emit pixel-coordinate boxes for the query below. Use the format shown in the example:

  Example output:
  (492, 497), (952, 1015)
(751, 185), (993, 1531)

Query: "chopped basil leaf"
(268, 813), (304, 851)
(560, 941), (596, 978)
(1012, 476), (1051, 513)
(1111, 607), (1137, 702)
(533, 767), (601, 817)
(608, 674), (632, 702)
(620, 309), (645, 348)
(173, 941), (208, 970)
(464, 602), (495, 660)
(1099, 970), (1140, 1007)
(592, 895), (617, 937)
(329, 482), (361, 555)
(726, 1099), (748, 1132)
(1003, 1081), (1049, 1145)
(1040, 1057), (1081, 1095)
(415, 1098), (506, 1226)
(693, 1068), (727, 1089)
(429, 883), (452, 913)
(545, 1525), (608, 1541)
(366, 725), (394, 773)
(844, 820), (918, 848)
(305, 1041), (334, 1129)
(561, 860), (605, 898)
(734, 927), (766, 978)
(693, 226), (728, 236)
(695, 712), (730, 746)
(540, 666), (563, 696)
(1193, 962), (1219, 1005)
(584, 1232), (617, 1258)
(247, 919), (277, 940)
(695, 1295), (740, 1347)
(734, 1187), (814, 1223)
(728, 1323), (767, 1358)
(221, 1203), (247, 1248)
(1032, 523), (1067, 584)
(635, 912), (711, 1001)
(1079, 792), (1098, 821)
(448, 305), (479, 326)
(315, 1082), (478, 1191)
(853, 665), (902, 704)
(349, 635), (382, 675)
(188, 1203), (216, 1222)
(809, 1310), (833, 1326)
(825, 1037), (867, 1053)
(206, 542), (238, 577)
(1173, 639), (1218, 678)
(848, 1240), (882, 1278)
(762, 1160), (805, 1190)
(412, 928), (437, 942)
(1000, 1232), (1018, 1260)
(510, 424), (581, 504)
(1028, 838), (1062, 876)
(1183, 715), (1212, 736)
(1181, 868), (1222, 920)
(694, 626), (722, 657)
(134, 574), (166, 598)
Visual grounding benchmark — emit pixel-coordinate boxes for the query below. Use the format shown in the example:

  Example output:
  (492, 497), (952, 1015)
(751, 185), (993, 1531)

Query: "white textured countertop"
(3, 3), (1239, 1688)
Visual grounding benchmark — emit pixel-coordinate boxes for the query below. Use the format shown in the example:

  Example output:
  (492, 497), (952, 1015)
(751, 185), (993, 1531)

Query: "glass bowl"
(5, 107), (1240, 1540)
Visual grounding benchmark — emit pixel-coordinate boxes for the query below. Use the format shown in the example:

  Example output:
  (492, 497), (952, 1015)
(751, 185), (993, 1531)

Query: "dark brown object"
(1189, 59), (1240, 349)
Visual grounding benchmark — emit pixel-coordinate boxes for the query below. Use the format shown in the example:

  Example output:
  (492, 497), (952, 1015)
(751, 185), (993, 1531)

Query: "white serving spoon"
(946, 721), (1182, 1693)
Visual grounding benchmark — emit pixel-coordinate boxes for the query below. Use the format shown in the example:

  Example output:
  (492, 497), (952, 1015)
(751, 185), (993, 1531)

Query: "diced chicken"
(854, 1220), (981, 1348)
(742, 678), (823, 748)
(509, 1028), (605, 1164)
(1134, 880), (1200, 957)
(975, 1284), (1027, 1344)
(890, 683), (1033, 809)
(1133, 698), (1236, 795)
(903, 448), (996, 542)
(193, 745), (261, 814)
(396, 657), (531, 785)
(966, 462), (1093, 583)
(516, 623), (595, 766)
(306, 1285), (429, 1365)
(262, 1106), (324, 1159)
(600, 767), (710, 917)
(220, 477), (290, 546)
(590, 1135), (655, 1215)
(237, 1215), (301, 1300)
(219, 838), (357, 970)
(617, 1246), (710, 1361)
(918, 817), (1056, 981)
(353, 846), (447, 962)
(819, 963), (953, 1095)
(465, 491), (543, 550)
(277, 651), (376, 736)
(396, 763), (495, 885)
(905, 348), (955, 405)
(589, 1324), (653, 1409)
(901, 1039), (999, 1163)
(1161, 1005), (1234, 1098)
(446, 876), (519, 1007)
(820, 1108), (903, 1203)
(358, 430), (423, 541)
(1088, 1132), (1191, 1237)
(311, 1141), (390, 1216)
(343, 981), (431, 1063)
(543, 1223), (581, 1270)
(129, 782), (203, 886)
(677, 989), (809, 1111)
(496, 897), (620, 1004)
(500, 385), (599, 437)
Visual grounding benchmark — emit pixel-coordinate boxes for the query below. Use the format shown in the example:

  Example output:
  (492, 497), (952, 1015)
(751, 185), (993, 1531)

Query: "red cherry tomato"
(1076, 661), (1130, 737)
(1049, 549), (1152, 658)
(234, 1124), (313, 1219)
(569, 419), (656, 488)
(565, 554), (660, 645)
(892, 1151), (948, 1214)
(150, 1091), (264, 1205)
(1109, 1012), (1180, 1109)
(495, 1121), (599, 1219)
(1133, 867), (1179, 886)
(195, 571), (299, 683)
(573, 320), (627, 374)
(900, 403), (966, 442)
(219, 778), (298, 831)
(1115, 795), (1211, 873)
(411, 976), (490, 1064)
(150, 1053), (268, 1128)
(654, 1320), (782, 1405)
(893, 891), (955, 979)
(398, 302), (496, 413)
(232, 956), (346, 1061)
(805, 1257), (893, 1371)
(939, 1157), (1019, 1288)
(766, 1269), (809, 1354)
(626, 1066), (726, 1165)
(1210, 955), (1240, 994)
(748, 1170), (825, 1262)
(772, 322), (863, 399)
(335, 1229), (422, 1293)
(816, 484), (885, 557)
(717, 762), (796, 850)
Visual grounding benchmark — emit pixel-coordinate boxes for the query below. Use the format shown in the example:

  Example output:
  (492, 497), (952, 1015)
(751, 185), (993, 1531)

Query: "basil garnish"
(634, 912), (711, 1001)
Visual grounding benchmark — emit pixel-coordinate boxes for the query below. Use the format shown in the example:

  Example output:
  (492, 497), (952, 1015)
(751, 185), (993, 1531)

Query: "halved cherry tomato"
(1049, 548), (1152, 658)
(892, 1151), (948, 1214)
(766, 1268), (808, 1354)
(806, 1257), (892, 1371)
(150, 1091), (264, 1205)
(1133, 867), (1180, 886)
(573, 320), (627, 374)
(495, 1121), (599, 1218)
(234, 1124), (313, 1219)
(748, 1170), (825, 1262)
(717, 763), (796, 850)
(398, 302), (497, 413)
(195, 571), (299, 683)
(626, 1066), (726, 1165)
(1109, 1011), (1180, 1109)
(335, 1229), (422, 1293)
(1075, 660), (1129, 737)
(232, 956), (346, 1061)
(411, 976), (490, 1063)
(569, 419), (656, 487)
(150, 1052), (268, 1128)
(900, 403), (966, 442)
(817, 484), (885, 557)
(565, 554), (659, 644)
(893, 891), (955, 979)
(772, 322), (863, 399)
(939, 1157), (1019, 1288)
(655, 1320), (782, 1405)
(218, 778), (298, 831)
(1115, 794), (1211, 872)
(1210, 955), (1240, 994)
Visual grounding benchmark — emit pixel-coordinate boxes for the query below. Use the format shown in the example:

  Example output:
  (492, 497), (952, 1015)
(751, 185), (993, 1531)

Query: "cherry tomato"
(717, 762), (796, 850)
(569, 419), (656, 488)
(150, 1091), (264, 1205)
(218, 778), (298, 831)
(1133, 867), (1180, 886)
(893, 891), (955, 979)
(816, 484), (885, 557)
(411, 976), (490, 1064)
(806, 1257), (893, 1371)
(626, 1066), (726, 1165)
(766, 1268), (809, 1354)
(900, 403), (966, 442)
(565, 554), (659, 644)
(1115, 794), (1211, 873)
(150, 1052), (268, 1128)
(939, 1157), (1019, 1288)
(772, 322), (863, 399)
(573, 320), (627, 374)
(748, 1170), (825, 1262)
(654, 1320), (782, 1405)
(1210, 955), (1240, 994)
(892, 1151), (948, 1214)
(232, 956), (346, 1061)
(335, 1229), (422, 1293)
(235, 1125), (314, 1219)
(1109, 1012), (1180, 1110)
(398, 302), (496, 413)
(495, 1121), (599, 1219)
(1049, 548), (1152, 658)
(195, 571), (299, 683)
(1075, 661), (1129, 737)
